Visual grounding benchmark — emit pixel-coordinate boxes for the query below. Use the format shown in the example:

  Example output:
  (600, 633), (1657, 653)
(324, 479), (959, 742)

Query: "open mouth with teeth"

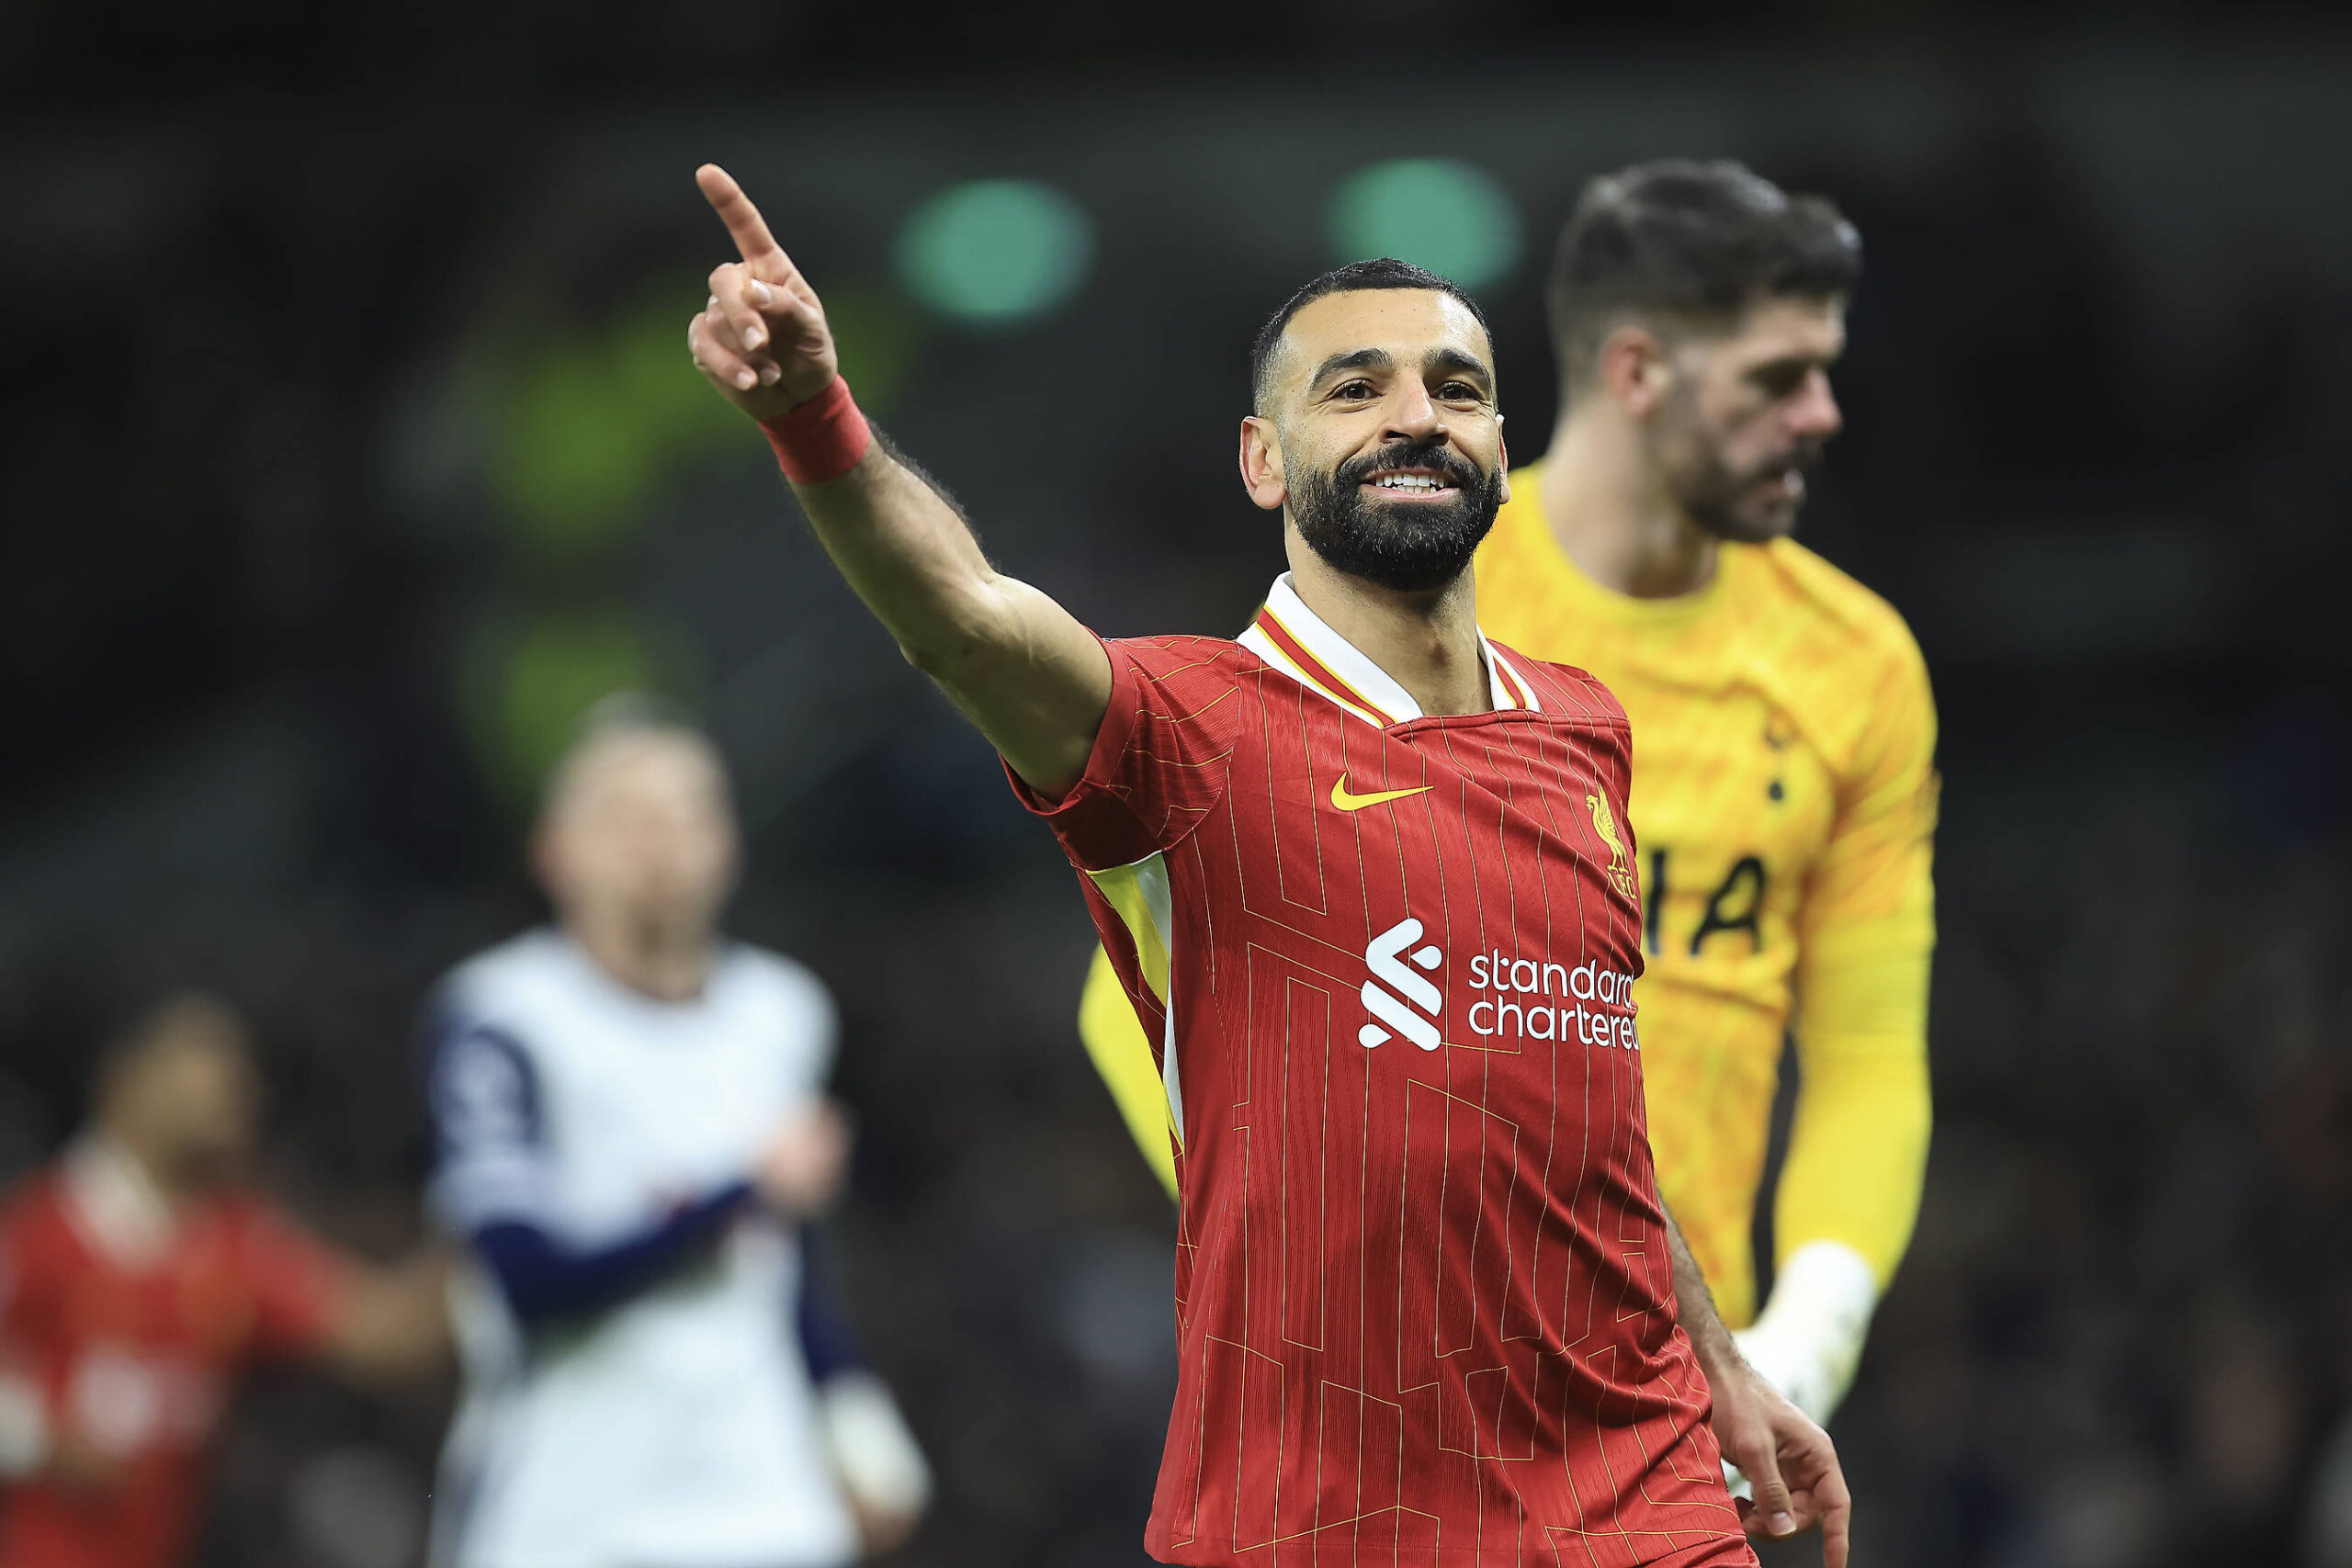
(1362, 468), (1461, 500)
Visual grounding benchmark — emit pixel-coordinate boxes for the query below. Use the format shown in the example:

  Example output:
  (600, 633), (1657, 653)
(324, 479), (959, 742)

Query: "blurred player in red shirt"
(0, 994), (450, 1568)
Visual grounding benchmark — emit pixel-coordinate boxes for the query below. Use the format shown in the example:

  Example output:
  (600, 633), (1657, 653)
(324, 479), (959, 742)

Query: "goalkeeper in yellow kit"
(1079, 158), (1935, 1427)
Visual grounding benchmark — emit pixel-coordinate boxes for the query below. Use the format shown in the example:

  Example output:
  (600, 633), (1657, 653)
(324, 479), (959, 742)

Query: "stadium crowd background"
(6, 5), (2352, 1565)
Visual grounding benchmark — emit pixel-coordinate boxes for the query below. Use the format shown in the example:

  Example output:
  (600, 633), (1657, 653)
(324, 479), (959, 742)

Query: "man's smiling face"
(1246, 288), (1508, 593)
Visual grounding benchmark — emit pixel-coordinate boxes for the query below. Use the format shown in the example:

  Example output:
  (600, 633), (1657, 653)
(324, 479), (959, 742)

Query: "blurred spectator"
(0, 996), (449, 1568)
(423, 700), (929, 1567)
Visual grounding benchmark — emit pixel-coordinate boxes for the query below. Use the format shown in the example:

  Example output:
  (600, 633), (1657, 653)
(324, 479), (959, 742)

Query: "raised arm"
(686, 164), (1111, 797)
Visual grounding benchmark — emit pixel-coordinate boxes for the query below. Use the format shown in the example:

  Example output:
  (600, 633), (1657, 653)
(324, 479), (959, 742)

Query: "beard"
(1674, 447), (1819, 543)
(1289, 437), (1504, 592)
(1661, 400), (1825, 545)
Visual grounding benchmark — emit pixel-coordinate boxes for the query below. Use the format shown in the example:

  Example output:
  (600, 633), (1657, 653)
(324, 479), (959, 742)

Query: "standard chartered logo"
(1357, 915), (1641, 1053)
(1467, 951), (1639, 1048)
(1359, 918), (1444, 1050)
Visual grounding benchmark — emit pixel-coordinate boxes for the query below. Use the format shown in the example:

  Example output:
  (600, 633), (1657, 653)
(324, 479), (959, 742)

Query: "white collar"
(62, 1135), (178, 1268)
(1236, 573), (1539, 728)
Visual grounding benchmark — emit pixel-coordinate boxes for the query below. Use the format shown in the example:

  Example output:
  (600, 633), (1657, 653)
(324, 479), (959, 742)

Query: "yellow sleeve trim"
(1085, 859), (1172, 1004)
(1078, 946), (1180, 1201)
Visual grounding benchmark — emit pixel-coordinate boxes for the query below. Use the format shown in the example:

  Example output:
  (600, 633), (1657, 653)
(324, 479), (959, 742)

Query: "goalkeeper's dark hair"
(1547, 160), (1860, 393)
(1250, 258), (1492, 413)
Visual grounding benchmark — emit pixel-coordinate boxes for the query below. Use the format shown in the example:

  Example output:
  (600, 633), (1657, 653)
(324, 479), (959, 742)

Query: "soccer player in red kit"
(0, 996), (449, 1568)
(684, 165), (1849, 1568)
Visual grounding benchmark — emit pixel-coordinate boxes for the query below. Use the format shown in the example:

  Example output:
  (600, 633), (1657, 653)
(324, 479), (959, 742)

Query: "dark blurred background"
(6, 4), (2352, 1565)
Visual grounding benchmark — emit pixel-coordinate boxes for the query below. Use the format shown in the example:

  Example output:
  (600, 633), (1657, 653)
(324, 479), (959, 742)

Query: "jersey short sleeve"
(426, 1016), (554, 1234)
(1004, 634), (1249, 871)
(759, 955), (841, 1101)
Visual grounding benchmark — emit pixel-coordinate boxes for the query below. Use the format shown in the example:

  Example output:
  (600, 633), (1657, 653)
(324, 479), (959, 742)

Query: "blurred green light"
(895, 179), (1093, 326)
(492, 289), (742, 559)
(459, 606), (698, 809)
(1328, 159), (1522, 291)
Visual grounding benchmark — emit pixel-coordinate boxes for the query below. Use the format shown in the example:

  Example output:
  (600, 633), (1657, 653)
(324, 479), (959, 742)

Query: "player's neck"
(565, 915), (716, 1004)
(1540, 412), (1719, 600)
(1283, 542), (1490, 716)
(86, 1125), (195, 1213)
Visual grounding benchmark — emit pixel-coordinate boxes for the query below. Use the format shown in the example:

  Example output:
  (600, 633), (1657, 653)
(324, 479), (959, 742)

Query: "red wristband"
(758, 375), (872, 485)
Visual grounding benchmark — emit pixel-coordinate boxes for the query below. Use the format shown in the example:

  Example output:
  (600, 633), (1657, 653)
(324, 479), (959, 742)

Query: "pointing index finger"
(696, 164), (784, 269)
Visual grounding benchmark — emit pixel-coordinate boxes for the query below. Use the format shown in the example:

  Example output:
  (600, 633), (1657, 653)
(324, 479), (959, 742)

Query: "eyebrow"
(1309, 347), (1393, 389)
(1426, 346), (1495, 389)
(1306, 345), (1497, 393)
(1743, 344), (1844, 382)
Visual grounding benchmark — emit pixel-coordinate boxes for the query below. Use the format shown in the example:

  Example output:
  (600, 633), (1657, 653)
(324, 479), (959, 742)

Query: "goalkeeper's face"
(538, 731), (741, 949)
(1651, 295), (1847, 544)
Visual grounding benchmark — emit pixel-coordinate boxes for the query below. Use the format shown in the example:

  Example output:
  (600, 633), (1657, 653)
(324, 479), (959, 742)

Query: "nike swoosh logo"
(1331, 774), (1433, 812)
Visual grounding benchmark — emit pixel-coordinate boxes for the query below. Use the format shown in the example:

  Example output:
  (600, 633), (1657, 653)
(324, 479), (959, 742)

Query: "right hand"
(1706, 1353), (1852, 1568)
(687, 164), (840, 420)
(752, 1100), (853, 1217)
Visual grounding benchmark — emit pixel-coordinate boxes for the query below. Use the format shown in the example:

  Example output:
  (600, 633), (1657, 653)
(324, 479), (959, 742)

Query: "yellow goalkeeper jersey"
(1077, 464), (1937, 1326)
(1474, 468), (1937, 1325)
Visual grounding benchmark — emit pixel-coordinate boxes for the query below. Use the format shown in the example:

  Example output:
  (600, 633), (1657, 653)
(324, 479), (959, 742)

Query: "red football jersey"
(1015, 576), (1750, 1568)
(0, 1143), (349, 1568)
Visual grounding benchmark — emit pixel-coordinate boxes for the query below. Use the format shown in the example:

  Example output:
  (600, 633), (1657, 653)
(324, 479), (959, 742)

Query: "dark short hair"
(95, 990), (252, 1095)
(1250, 257), (1493, 412)
(1547, 159), (1861, 388)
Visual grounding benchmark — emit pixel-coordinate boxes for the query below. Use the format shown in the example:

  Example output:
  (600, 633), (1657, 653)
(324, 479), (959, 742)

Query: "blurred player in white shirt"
(424, 700), (930, 1568)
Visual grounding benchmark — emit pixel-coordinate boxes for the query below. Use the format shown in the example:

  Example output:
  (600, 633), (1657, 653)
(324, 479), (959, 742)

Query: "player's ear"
(1599, 325), (1670, 420)
(1239, 415), (1287, 513)
(1496, 429), (1510, 507)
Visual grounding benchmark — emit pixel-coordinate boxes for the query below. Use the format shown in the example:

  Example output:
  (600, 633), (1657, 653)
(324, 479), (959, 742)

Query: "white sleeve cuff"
(820, 1370), (933, 1519)
(1730, 1239), (1879, 1424)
